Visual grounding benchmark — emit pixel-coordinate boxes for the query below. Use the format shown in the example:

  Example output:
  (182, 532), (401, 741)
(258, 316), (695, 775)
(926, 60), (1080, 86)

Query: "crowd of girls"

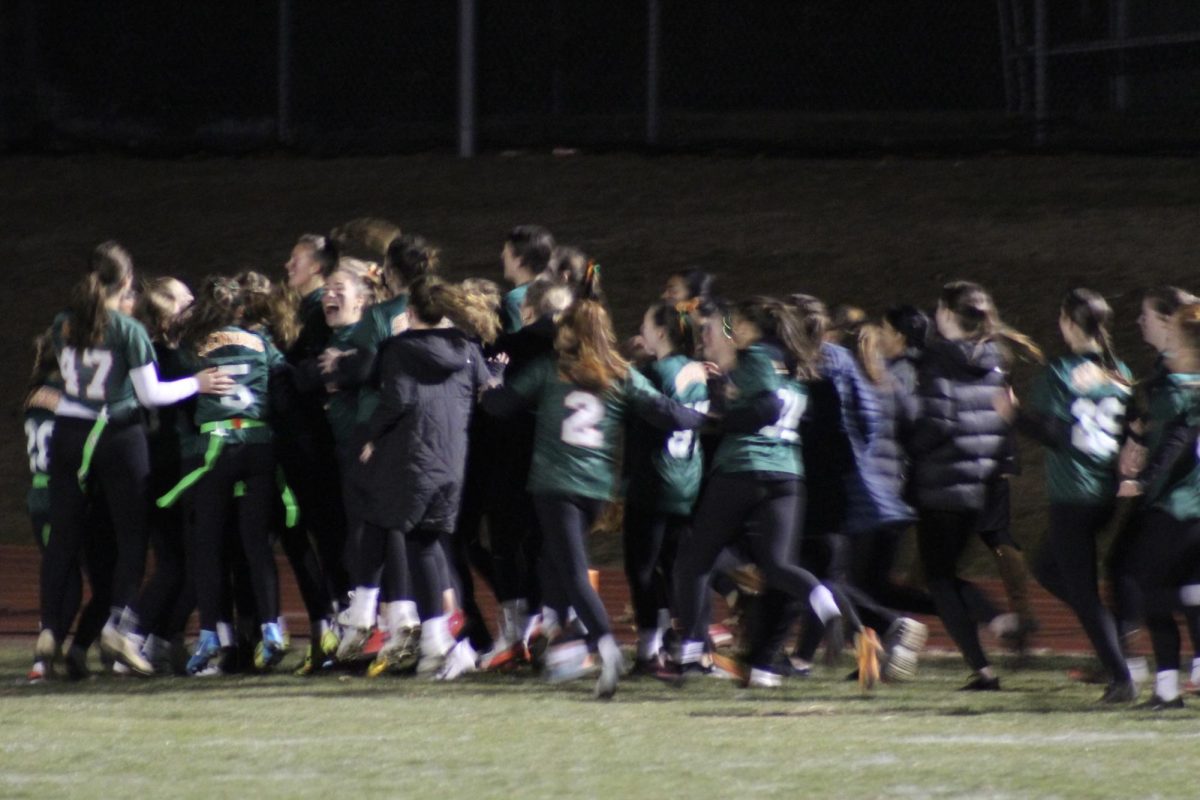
(22, 227), (1200, 706)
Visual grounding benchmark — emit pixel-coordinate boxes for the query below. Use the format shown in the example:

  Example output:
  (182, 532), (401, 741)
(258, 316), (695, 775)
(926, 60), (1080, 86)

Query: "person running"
(998, 288), (1136, 702)
(623, 300), (709, 671)
(909, 280), (1042, 691)
(482, 294), (707, 699)
(38, 242), (230, 678)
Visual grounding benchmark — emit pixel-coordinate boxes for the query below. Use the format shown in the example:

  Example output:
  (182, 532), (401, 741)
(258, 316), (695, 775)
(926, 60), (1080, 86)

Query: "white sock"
(1192, 657), (1200, 685)
(597, 634), (623, 668)
(637, 629), (662, 661)
(421, 614), (453, 656)
(680, 639), (704, 665)
(1127, 656), (1149, 687)
(809, 585), (841, 624)
(656, 608), (672, 631)
(541, 607), (561, 633)
(350, 586), (380, 628)
(216, 622), (235, 648)
(1156, 669), (1180, 702)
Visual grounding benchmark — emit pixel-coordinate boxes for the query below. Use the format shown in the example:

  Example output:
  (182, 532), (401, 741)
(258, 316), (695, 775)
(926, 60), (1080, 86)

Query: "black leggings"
(189, 442), (279, 631)
(622, 503), (687, 630)
(533, 494), (609, 643)
(853, 524), (937, 617)
(916, 508), (990, 672)
(1034, 502), (1129, 681)
(1136, 510), (1200, 673)
(675, 474), (820, 643)
(43, 417), (149, 640)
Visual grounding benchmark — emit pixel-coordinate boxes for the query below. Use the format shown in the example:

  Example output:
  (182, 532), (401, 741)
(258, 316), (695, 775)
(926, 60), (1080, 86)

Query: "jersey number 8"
(562, 391), (604, 448)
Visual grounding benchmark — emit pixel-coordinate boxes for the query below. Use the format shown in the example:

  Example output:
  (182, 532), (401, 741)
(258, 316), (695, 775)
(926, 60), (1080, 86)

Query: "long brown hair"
(855, 322), (889, 386)
(409, 276), (501, 345)
(939, 280), (1044, 364)
(67, 241), (133, 349)
(134, 277), (190, 346)
(1061, 287), (1127, 386)
(737, 295), (818, 381)
(179, 276), (243, 355)
(238, 271), (299, 349)
(555, 300), (629, 392)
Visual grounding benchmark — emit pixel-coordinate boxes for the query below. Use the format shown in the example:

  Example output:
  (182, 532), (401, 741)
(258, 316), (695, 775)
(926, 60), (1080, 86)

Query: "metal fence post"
(458, 0), (477, 158)
(277, 0), (292, 146)
(646, 0), (661, 146)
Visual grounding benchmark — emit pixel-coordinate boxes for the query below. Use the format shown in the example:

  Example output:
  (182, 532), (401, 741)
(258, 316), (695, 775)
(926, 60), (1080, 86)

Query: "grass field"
(1, 642), (1197, 799)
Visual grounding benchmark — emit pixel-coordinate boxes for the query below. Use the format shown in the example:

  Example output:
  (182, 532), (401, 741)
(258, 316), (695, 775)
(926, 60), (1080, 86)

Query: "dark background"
(3, 1), (1200, 154)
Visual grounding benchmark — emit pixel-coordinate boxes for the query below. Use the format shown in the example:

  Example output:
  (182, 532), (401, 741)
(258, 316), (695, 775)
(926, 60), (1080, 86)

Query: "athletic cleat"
(481, 639), (526, 672)
(336, 626), (371, 662)
(855, 628), (882, 691)
(254, 623), (287, 671)
(786, 656), (813, 678)
(34, 630), (60, 680)
(187, 630), (222, 676)
(594, 657), (620, 700)
(446, 609), (466, 640)
(524, 617), (551, 670)
(368, 625), (421, 678)
(436, 640), (478, 681)
(960, 672), (1001, 691)
(890, 617), (929, 653)
(100, 625), (153, 677)
(748, 667), (783, 689)
(64, 645), (91, 681)
(320, 626), (341, 657)
(1136, 693), (1184, 711)
(1099, 680), (1137, 704)
(544, 640), (590, 684)
(27, 660), (46, 684)
(708, 652), (748, 682)
(708, 624), (734, 649)
(883, 643), (920, 683)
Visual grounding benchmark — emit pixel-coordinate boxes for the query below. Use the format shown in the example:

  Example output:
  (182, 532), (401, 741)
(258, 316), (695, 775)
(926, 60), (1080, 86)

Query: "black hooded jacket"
(909, 337), (1010, 512)
(360, 328), (489, 532)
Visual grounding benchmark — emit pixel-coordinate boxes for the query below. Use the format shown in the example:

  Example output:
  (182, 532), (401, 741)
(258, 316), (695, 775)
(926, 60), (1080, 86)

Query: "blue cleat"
(187, 630), (222, 676)
(254, 622), (286, 671)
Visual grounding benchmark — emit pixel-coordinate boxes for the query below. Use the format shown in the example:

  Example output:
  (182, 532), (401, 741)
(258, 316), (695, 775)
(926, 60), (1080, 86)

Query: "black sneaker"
(1136, 693), (1185, 711)
(1098, 680), (1137, 704)
(960, 673), (1001, 691)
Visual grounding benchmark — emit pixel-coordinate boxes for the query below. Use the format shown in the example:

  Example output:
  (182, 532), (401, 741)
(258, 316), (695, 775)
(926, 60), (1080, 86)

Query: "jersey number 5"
(562, 391), (604, 448)
(218, 363), (255, 412)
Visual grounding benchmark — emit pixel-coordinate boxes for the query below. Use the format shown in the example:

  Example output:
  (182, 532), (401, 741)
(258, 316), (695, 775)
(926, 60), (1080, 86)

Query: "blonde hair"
(410, 276), (501, 345)
(134, 276), (190, 345)
(555, 300), (629, 393)
(238, 270), (299, 350)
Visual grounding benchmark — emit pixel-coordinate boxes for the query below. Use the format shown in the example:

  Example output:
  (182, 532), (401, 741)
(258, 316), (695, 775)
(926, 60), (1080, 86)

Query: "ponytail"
(556, 299), (629, 393)
(67, 241), (133, 349)
(238, 271), (299, 350)
(939, 280), (1043, 365)
(649, 300), (699, 358)
(1060, 287), (1128, 386)
(737, 296), (819, 381)
(856, 323), (889, 386)
(409, 276), (502, 345)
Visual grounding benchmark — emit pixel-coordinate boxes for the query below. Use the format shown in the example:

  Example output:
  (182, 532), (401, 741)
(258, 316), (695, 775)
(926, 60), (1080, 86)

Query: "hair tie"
(675, 298), (700, 315)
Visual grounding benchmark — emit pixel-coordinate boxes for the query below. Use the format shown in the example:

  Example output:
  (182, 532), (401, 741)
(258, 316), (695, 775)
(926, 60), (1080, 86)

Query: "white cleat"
(435, 640), (478, 682)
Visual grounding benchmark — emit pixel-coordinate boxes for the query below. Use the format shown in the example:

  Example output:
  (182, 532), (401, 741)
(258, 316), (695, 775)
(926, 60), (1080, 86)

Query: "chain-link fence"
(3, 0), (1200, 154)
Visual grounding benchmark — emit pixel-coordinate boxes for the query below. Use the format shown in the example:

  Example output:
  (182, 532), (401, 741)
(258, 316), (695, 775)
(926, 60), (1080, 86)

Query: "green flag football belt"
(155, 418), (298, 527)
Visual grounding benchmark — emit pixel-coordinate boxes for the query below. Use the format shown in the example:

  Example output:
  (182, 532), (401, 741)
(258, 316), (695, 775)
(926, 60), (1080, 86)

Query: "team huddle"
(22, 222), (1200, 706)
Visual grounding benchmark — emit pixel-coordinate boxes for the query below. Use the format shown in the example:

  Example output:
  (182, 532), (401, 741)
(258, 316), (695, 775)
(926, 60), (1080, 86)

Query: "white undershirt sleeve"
(129, 363), (200, 407)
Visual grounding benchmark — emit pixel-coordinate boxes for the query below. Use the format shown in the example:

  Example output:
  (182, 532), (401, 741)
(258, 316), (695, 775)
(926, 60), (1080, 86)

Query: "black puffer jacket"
(909, 338), (1010, 512)
(360, 328), (489, 532)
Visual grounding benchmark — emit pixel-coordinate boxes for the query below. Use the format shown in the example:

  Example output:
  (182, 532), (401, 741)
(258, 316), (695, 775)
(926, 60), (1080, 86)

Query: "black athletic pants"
(916, 507), (991, 672)
(675, 473), (821, 643)
(1136, 509), (1200, 673)
(533, 494), (610, 643)
(1034, 502), (1129, 682)
(189, 442), (279, 631)
(852, 524), (937, 617)
(44, 417), (149, 641)
(622, 503), (687, 630)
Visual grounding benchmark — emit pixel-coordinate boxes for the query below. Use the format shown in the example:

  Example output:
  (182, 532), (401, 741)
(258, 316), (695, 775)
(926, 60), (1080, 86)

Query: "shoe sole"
(896, 619), (929, 652)
(336, 628), (370, 662)
(884, 645), (919, 683)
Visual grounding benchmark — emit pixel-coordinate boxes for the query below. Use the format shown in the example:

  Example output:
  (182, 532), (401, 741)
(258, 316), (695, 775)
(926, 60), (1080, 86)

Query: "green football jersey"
(1143, 372), (1200, 520)
(185, 326), (282, 444)
(1028, 354), (1132, 504)
(50, 310), (156, 418)
(325, 323), (361, 446)
(501, 283), (530, 334)
(625, 354), (710, 515)
(507, 356), (684, 502)
(24, 385), (59, 522)
(711, 344), (806, 478)
(351, 294), (409, 425)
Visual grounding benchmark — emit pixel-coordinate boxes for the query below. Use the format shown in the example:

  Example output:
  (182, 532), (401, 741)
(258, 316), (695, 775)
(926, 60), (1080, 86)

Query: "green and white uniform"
(24, 385), (60, 549)
(187, 327), (282, 445)
(625, 355), (710, 515)
(711, 343), (807, 478)
(350, 294), (409, 425)
(50, 310), (156, 421)
(1027, 354), (1132, 504)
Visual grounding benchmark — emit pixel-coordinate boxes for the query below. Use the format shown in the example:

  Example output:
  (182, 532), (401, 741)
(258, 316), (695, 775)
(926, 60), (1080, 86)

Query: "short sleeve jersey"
(185, 326), (282, 444)
(1027, 354), (1132, 504)
(1144, 373), (1200, 520)
(711, 344), (806, 478)
(51, 310), (156, 418)
(625, 354), (710, 515)
(507, 356), (671, 502)
(351, 294), (409, 425)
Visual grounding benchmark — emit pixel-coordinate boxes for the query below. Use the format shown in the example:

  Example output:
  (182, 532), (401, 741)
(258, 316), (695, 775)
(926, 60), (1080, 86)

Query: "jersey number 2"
(562, 391), (604, 448)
